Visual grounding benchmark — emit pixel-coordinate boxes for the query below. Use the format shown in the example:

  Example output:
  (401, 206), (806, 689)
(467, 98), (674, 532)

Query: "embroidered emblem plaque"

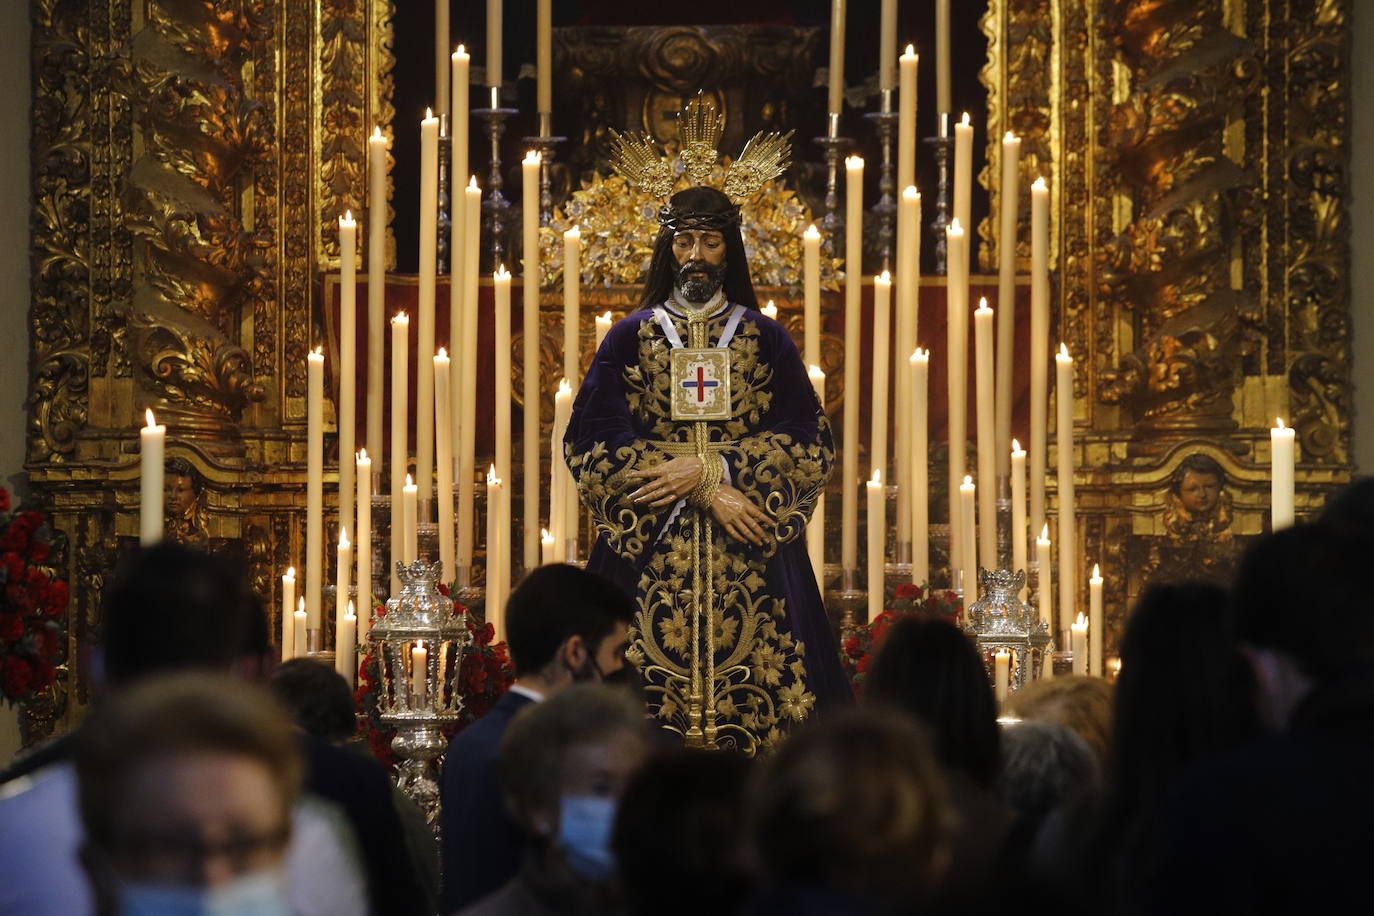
(671, 348), (732, 421)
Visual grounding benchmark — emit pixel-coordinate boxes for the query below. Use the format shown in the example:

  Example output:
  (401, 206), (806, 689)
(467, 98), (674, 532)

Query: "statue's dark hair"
(1169, 453), (1225, 497)
(640, 186), (759, 310)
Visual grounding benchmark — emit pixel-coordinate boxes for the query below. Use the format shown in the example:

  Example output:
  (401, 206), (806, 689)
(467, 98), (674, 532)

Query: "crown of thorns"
(607, 94), (793, 214)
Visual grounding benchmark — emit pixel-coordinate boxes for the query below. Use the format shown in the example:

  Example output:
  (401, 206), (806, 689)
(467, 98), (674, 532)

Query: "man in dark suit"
(440, 564), (634, 912)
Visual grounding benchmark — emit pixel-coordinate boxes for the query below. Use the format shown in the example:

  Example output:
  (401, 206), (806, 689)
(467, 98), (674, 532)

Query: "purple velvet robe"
(565, 298), (850, 755)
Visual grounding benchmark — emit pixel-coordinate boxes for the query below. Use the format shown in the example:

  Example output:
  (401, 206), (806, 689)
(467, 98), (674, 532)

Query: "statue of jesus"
(564, 100), (850, 755)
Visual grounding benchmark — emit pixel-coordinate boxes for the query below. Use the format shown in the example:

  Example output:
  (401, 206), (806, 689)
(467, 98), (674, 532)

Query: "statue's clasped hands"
(628, 456), (773, 546)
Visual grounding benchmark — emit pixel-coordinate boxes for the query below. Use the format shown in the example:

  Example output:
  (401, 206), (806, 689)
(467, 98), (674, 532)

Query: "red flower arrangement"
(0, 488), (68, 705)
(353, 586), (515, 768)
(842, 582), (962, 697)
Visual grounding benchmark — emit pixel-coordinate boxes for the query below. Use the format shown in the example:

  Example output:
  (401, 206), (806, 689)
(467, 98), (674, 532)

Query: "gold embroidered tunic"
(565, 297), (848, 756)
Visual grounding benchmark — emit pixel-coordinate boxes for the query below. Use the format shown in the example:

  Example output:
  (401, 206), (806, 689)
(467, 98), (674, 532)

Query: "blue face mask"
(118, 868), (292, 916)
(556, 795), (617, 883)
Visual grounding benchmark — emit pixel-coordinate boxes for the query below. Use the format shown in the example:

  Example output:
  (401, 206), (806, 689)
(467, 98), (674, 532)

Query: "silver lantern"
(962, 567), (1053, 693)
(368, 559), (473, 829)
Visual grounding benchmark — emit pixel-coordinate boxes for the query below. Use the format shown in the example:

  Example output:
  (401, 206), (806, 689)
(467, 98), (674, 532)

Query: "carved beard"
(675, 259), (726, 304)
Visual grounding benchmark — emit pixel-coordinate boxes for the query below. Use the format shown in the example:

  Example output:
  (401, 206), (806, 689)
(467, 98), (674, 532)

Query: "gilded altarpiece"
(24, 0), (1351, 737)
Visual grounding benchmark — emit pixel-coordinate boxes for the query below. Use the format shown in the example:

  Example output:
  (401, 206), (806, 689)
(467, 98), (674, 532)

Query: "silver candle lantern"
(962, 567), (1053, 693)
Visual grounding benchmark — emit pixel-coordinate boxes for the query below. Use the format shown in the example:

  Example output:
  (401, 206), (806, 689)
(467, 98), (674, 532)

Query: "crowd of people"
(3, 478), (1374, 915)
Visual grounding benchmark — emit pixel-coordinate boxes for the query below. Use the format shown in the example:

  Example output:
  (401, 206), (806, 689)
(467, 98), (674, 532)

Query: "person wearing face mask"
(439, 564), (634, 913)
(565, 97), (849, 759)
(74, 672), (301, 916)
(457, 684), (650, 916)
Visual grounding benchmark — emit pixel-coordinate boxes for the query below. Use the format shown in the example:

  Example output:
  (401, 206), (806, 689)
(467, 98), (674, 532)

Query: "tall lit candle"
(1071, 613), (1088, 677)
(434, 0), (449, 117)
(595, 311), (612, 350)
(541, 528), (556, 566)
(457, 179), (482, 574)
(974, 299), (996, 568)
(485, 0), (502, 90)
(486, 465), (505, 642)
(996, 132), (1021, 476)
(803, 225), (821, 368)
(280, 567), (296, 661)
(866, 470), (885, 623)
(1272, 418), (1296, 530)
(842, 156), (864, 574)
(139, 408), (165, 546)
(337, 601), (357, 686)
(936, 0), (951, 121)
(898, 46), (918, 192)
(946, 219), (968, 581)
(307, 348), (325, 630)
(1056, 344), (1076, 641)
(449, 48), (470, 452)
(493, 266), (512, 597)
(521, 151), (541, 572)
(1029, 177), (1050, 544)
(809, 365), (827, 591)
(367, 129), (387, 467)
(1089, 563), (1103, 677)
(895, 187), (921, 550)
(412, 642), (428, 704)
(870, 271), (892, 485)
(338, 212), (358, 541)
(402, 474), (418, 564)
(1011, 440), (1027, 599)
(1036, 524), (1052, 630)
(389, 313), (409, 597)
(335, 528), (351, 664)
(953, 113), (973, 272)
(563, 226), (581, 383)
(910, 349), (930, 585)
(551, 379), (572, 553)
(416, 110), (440, 515)
(761, 300), (778, 320)
(355, 449), (372, 629)
(434, 349), (455, 581)
(536, 0), (551, 115)
(960, 476), (978, 599)
(293, 599), (307, 660)
(827, 0), (847, 116)
(993, 649), (1010, 702)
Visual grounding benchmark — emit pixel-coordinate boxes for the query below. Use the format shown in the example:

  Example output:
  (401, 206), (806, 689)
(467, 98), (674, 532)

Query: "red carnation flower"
(0, 527), (28, 553)
(895, 583), (922, 600)
(25, 567), (49, 589)
(42, 581), (68, 616)
(2, 655), (31, 698)
(0, 613), (22, 643)
(26, 541), (49, 563)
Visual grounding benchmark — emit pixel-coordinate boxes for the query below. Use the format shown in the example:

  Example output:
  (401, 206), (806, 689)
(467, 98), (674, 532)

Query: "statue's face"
(165, 474), (196, 516)
(672, 229), (727, 303)
(1178, 470), (1221, 514)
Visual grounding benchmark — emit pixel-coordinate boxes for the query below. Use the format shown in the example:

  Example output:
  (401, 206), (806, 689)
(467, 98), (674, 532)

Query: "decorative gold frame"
(23, 0), (1350, 737)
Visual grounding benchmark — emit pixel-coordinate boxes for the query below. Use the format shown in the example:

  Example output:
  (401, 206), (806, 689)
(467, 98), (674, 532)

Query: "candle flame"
(454, 43), (466, 57)
(541, 528), (551, 540)
(903, 185), (919, 199)
(1276, 417), (1286, 429)
(961, 112), (971, 126)
(342, 209), (353, 223)
(358, 447), (368, 461)
(948, 218), (963, 233)
(878, 270), (891, 284)
(1033, 176), (1047, 191)
(566, 224), (580, 238)
(905, 43), (916, 56)
(976, 296), (991, 312)
(1040, 523), (1050, 540)
(144, 408), (157, 428)
(494, 264), (510, 279)
(425, 107), (433, 119)
(524, 149), (541, 165)
(1092, 562), (1101, 579)
(1074, 612), (1089, 629)
(557, 377), (572, 394)
(808, 364), (824, 378)
(373, 126), (383, 139)
(870, 469), (882, 485)
(339, 526), (349, 548)
(1012, 438), (1022, 452)
(804, 223), (820, 239)
(845, 155), (864, 169)
(393, 311), (408, 323)
(437, 346), (448, 359)
(1005, 130), (1018, 142)
(599, 310), (612, 322)
(347, 599), (356, 618)
(487, 464), (498, 484)
(912, 347), (928, 361)
(297, 597), (306, 613)
(312, 345), (323, 357)
(404, 474), (414, 487)
(1059, 343), (1070, 358)
(963, 475), (974, 486)
(285, 566), (295, 579)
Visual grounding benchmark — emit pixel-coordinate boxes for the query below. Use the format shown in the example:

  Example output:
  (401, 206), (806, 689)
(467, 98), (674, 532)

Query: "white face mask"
(118, 868), (291, 916)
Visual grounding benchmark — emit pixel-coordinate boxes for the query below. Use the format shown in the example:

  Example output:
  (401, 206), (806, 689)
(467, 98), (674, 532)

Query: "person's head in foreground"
(748, 708), (956, 910)
(505, 563), (634, 694)
(499, 683), (649, 894)
(75, 672), (301, 916)
(1003, 674), (1115, 768)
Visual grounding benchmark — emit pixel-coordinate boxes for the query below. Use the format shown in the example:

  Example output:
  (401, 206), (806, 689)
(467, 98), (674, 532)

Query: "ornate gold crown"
(607, 94), (793, 204)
